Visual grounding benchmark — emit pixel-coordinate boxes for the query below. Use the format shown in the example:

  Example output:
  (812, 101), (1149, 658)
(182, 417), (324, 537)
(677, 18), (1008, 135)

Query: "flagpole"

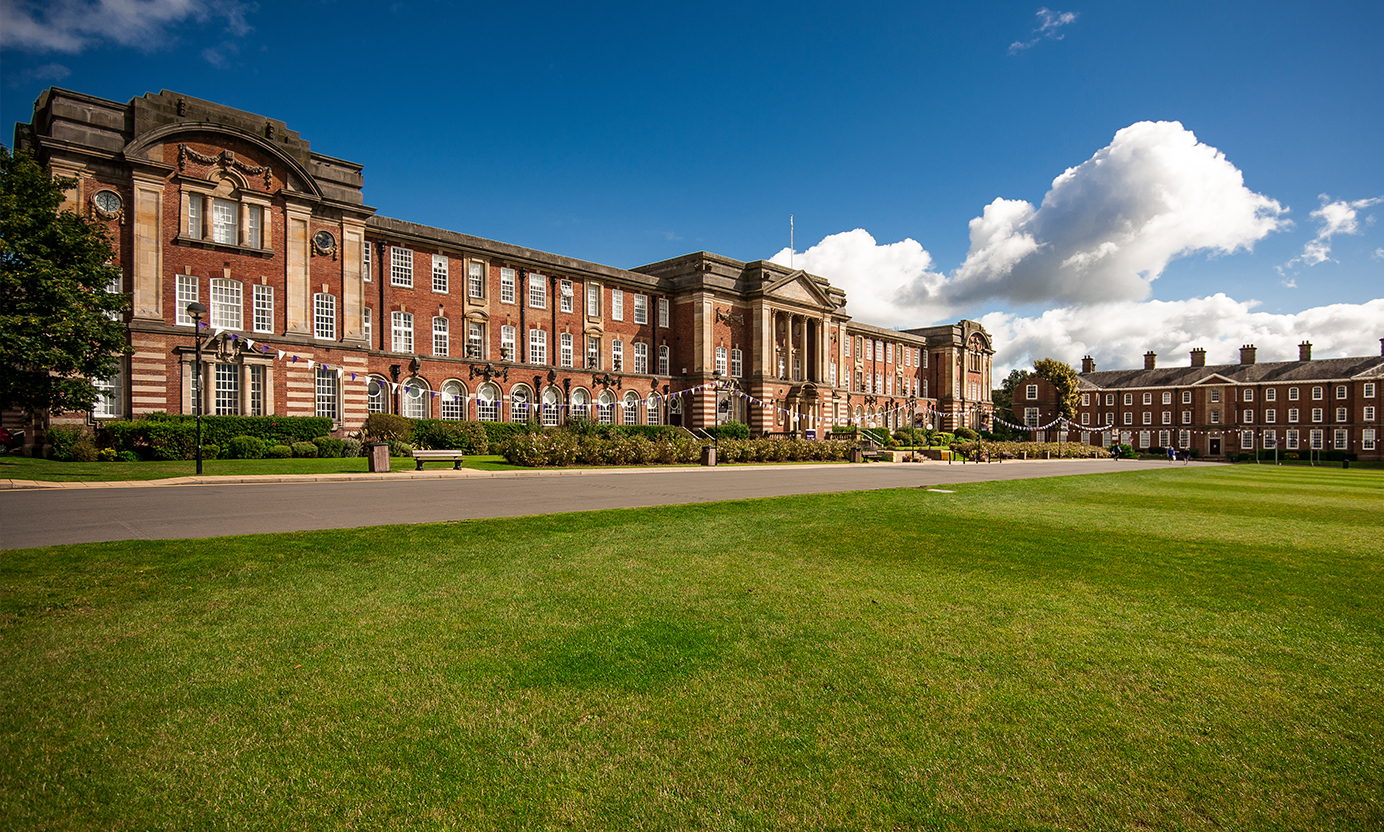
(790, 215), (794, 269)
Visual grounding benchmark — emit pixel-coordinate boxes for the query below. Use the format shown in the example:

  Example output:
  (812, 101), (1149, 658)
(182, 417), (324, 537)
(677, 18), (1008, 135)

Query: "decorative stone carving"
(177, 144), (273, 190)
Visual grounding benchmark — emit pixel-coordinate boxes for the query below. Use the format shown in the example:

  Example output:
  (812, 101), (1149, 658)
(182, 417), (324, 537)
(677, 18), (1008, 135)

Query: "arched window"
(476, 383), (499, 422)
(646, 394), (661, 425)
(598, 390), (616, 425)
(401, 378), (429, 419)
(570, 388), (590, 421)
(367, 375), (390, 413)
(510, 384), (532, 423)
(542, 387), (562, 426)
(441, 380), (466, 421)
(658, 345), (670, 376)
(622, 391), (640, 425)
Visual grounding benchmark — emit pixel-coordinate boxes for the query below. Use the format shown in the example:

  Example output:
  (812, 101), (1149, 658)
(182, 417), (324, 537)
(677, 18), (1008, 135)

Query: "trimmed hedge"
(498, 431), (701, 467)
(223, 435), (268, 460)
(100, 415), (333, 460)
(704, 421), (750, 440)
(411, 420), (490, 453)
(950, 439), (1112, 460)
(360, 413), (412, 442)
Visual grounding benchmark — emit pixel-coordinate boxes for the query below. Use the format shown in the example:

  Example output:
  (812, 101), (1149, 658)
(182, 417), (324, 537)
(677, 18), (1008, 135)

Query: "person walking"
(1167, 445), (1176, 463)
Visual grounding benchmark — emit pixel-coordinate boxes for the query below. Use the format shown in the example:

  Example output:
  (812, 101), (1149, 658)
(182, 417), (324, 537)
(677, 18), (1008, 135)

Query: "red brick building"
(10, 88), (993, 445)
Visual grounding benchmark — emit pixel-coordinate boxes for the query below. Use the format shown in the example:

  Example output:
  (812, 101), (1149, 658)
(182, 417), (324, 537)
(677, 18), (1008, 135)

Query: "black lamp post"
(186, 301), (208, 475)
(712, 369), (723, 463)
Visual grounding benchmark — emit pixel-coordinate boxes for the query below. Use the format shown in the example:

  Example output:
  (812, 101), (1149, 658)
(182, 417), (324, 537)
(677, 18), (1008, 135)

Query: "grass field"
(3, 466), (1381, 830)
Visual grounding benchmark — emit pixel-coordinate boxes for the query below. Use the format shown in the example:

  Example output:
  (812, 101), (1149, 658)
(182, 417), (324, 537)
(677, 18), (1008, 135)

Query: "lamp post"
(712, 369), (723, 464)
(186, 301), (208, 475)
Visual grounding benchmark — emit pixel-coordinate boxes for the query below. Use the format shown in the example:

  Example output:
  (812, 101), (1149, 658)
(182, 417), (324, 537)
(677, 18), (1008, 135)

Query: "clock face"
(313, 230), (336, 253)
(93, 190), (122, 214)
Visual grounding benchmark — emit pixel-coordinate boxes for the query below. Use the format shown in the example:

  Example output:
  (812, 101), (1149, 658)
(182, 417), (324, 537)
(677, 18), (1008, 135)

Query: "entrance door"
(1209, 437), (1221, 456)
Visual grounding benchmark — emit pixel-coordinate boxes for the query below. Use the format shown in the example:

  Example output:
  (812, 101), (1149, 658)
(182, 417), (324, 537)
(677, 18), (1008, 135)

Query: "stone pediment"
(764, 271), (832, 309)
(1193, 373), (1237, 385)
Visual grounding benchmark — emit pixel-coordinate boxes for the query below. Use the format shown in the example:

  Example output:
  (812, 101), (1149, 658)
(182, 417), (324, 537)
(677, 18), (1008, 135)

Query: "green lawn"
(0, 453), (523, 481)
(3, 467), (1381, 830)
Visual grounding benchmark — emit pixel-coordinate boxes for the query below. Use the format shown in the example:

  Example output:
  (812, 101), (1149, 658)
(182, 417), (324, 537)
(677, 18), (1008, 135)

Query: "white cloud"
(980, 296), (1384, 377)
(1279, 194), (1383, 271)
(0, 0), (252, 53)
(1009, 7), (1078, 54)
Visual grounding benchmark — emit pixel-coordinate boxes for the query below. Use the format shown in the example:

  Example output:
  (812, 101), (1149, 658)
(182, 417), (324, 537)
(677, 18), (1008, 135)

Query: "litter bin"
(368, 442), (390, 473)
(701, 445), (717, 466)
(849, 447), (863, 463)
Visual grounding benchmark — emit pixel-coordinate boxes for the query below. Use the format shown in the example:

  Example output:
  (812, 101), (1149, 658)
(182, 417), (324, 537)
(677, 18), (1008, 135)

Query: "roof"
(1078, 355), (1384, 389)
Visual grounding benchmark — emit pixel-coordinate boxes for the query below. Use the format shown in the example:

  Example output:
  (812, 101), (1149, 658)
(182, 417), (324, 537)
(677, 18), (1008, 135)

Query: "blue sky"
(3, 0), (1381, 372)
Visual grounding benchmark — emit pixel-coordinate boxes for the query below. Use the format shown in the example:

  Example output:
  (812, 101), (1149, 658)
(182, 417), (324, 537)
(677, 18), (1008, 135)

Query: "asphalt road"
(1, 459), (1191, 549)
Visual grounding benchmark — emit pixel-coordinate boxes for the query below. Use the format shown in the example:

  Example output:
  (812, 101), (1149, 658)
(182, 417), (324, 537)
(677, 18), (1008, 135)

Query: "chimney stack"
(1190, 347), (1206, 368)
(1299, 341), (1312, 361)
(1081, 355), (1095, 373)
(1240, 344), (1257, 365)
(1144, 351), (1157, 370)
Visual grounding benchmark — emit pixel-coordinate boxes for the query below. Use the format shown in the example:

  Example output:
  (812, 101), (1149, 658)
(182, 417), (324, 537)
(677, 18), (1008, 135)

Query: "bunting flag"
(245, 338), (254, 350)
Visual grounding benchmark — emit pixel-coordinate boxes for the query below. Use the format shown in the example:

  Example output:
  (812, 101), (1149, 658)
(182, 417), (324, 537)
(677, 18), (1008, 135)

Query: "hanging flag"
(336, 368), (344, 379)
(245, 338), (254, 350)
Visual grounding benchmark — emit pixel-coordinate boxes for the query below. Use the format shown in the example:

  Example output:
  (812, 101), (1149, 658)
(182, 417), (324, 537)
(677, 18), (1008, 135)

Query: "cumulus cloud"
(980, 296), (1384, 377)
(0, 0), (252, 53)
(1279, 194), (1383, 272)
(940, 121), (1288, 308)
(769, 229), (946, 328)
(1009, 7), (1078, 53)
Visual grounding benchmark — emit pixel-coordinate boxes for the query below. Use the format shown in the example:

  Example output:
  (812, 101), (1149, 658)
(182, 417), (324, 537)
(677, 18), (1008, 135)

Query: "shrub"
(98, 414), (331, 459)
(893, 427), (925, 446)
(387, 439), (414, 457)
(705, 421), (750, 440)
(46, 425), (91, 461)
(479, 421), (537, 447)
(223, 435), (268, 460)
(312, 435), (345, 459)
(116, 450), (140, 462)
(200, 444), (221, 460)
(955, 427), (980, 441)
(266, 444), (293, 459)
(69, 439), (100, 462)
(361, 413), (412, 442)
(340, 437), (363, 458)
(412, 420), (490, 453)
(290, 441), (318, 458)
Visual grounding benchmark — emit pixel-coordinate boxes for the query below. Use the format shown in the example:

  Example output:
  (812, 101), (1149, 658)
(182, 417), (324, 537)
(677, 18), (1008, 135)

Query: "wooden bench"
(410, 450), (467, 470)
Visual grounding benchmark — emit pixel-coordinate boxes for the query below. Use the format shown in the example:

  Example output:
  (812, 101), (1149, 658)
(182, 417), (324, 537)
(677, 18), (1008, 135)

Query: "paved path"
(1, 459), (1202, 549)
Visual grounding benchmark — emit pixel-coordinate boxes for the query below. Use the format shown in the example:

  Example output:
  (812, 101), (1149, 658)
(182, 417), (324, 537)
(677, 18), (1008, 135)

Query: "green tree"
(990, 368), (1028, 439)
(1, 146), (129, 421)
(1033, 357), (1080, 419)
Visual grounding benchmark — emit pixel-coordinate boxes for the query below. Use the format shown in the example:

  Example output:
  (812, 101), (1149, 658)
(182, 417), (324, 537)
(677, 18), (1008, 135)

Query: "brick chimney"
(1144, 351), (1157, 370)
(1240, 344), (1257, 365)
(1190, 347), (1206, 368)
(1081, 355), (1095, 373)
(1299, 341), (1312, 361)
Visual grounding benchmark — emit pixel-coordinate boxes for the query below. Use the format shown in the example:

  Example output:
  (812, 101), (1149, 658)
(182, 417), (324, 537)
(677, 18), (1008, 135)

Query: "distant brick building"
(10, 88), (994, 446)
(1066, 344), (1384, 460)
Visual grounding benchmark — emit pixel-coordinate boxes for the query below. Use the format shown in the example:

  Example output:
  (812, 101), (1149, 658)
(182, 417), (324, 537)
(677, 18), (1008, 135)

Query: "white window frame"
(432, 254), (449, 294)
(176, 275), (198, 325)
(658, 345), (670, 376)
(715, 346), (727, 376)
(1362, 428), (1375, 451)
(214, 363), (240, 415)
(731, 348), (743, 378)
(633, 342), (648, 374)
(1027, 384), (1038, 400)
(1286, 429), (1299, 449)
(560, 333), (573, 368)
(586, 284), (601, 317)
(586, 336), (601, 369)
(210, 277), (242, 330)
(362, 239), (372, 282)
(391, 247), (413, 288)
(1334, 429), (1348, 449)
(612, 289), (624, 321)
(633, 294), (648, 325)
(467, 321), (484, 360)
(500, 268), (516, 304)
(315, 366), (339, 420)
(402, 379), (428, 419)
(212, 198), (239, 245)
(364, 307), (372, 347)
(560, 279), (573, 313)
(528, 273), (546, 309)
(1289, 408), (1299, 423)
(500, 325), (516, 361)
(1363, 382), (1375, 398)
(253, 284), (274, 333)
(658, 297), (669, 328)
(313, 292), (336, 340)
(611, 339), (624, 371)
(391, 311), (414, 354)
(468, 261), (485, 298)
(442, 381), (465, 421)
(530, 328), (547, 365)
(433, 317), (449, 356)
(1289, 387), (1300, 401)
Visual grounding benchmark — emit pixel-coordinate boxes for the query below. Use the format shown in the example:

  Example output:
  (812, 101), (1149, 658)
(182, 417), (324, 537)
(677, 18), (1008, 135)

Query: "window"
(542, 388), (561, 426)
(876, 341), (884, 361)
(1243, 389), (1254, 402)
(368, 377), (387, 414)
(633, 294), (648, 324)
(1159, 430), (1170, 447)
(93, 370), (121, 419)
(500, 268), (516, 304)
(1106, 394), (1114, 406)
(363, 240), (372, 282)
(1024, 407), (1039, 427)
(315, 367), (338, 420)
(633, 342), (648, 374)
(1162, 411), (1171, 424)
(844, 336), (851, 358)
(468, 262), (485, 298)
(731, 348), (743, 378)
(1266, 388), (1276, 401)
(875, 373), (883, 395)
(364, 308), (372, 346)
(212, 198), (239, 244)
(510, 387), (531, 423)
(1289, 408), (1299, 423)
(529, 328), (547, 365)
(432, 255), (449, 293)
(209, 278), (242, 329)
(253, 285), (273, 333)
(1182, 391), (1192, 404)
(622, 392), (639, 425)
(1336, 407), (1347, 422)
(245, 206), (262, 248)
(560, 333), (573, 368)
(1182, 411), (1191, 424)
(173, 275), (198, 324)
(467, 322), (483, 359)
(391, 247), (413, 288)
(560, 279), (573, 313)
(1210, 390), (1221, 403)
(1027, 384), (1038, 400)
(442, 381), (464, 421)
(658, 298), (669, 327)
(1209, 410), (1220, 425)
(215, 363), (239, 415)
(1241, 431), (1254, 450)
(1263, 430), (1276, 449)
(830, 363), (837, 386)
(1312, 386), (1323, 400)
(391, 311), (413, 353)
(1310, 429), (1323, 450)
(248, 365), (265, 416)
(1286, 429), (1299, 450)
(477, 385), (499, 422)
(528, 273), (546, 308)
(598, 391), (615, 425)
(904, 347), (911, 368)
(402, 380), (427, 419)
(586, 284), (601, 317)
(313, 293), (336, 340)
(611, 339), (624, 371)
(865, 340), (873, 361)
(433, 317), (449, 356)
(1334, 429), (1347, 449)
(186, 194), (202, 239)
(612, 289), (624, 321)
(1081, 412), (1090, 425)
(1289, 387), (1300, 401)
(1363, 429), (1376, 451)
(1142, 392), (1153, 405)
(1312, 408), (1323, 423)
(570, 389), (589, 421)
(1179, 430), (1190, 449)
(1124, 393), (1134, 406)
(659, 346), (670, 376)
(1265, 409), (1276, 423)
(886, 343), (893, 363)
(500, 325), (516, 361)
(716, 347), (727, 375)
(1242, 410), (1253, 423)
(1162, 391), (1173, 404)
(646, 396), (660, 425)
(1139, 431), (1151, 449)
(586, 336), (601, 369)
(1365, 383), (1376, 398)
(1365, 406), (1376, 421)
(1081, 393), (1089, 406)
(1142, 412), (1152, 425)
(1336, 385), (1347, 399)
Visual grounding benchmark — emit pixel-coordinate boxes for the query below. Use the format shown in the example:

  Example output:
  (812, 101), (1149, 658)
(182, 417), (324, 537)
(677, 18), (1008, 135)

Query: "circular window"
(312, 230), (336, 255)
(92, 189), (123, 217)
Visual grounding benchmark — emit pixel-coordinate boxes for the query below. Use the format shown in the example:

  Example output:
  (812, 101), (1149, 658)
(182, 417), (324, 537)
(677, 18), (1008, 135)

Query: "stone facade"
(12, 87), (994, 442)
